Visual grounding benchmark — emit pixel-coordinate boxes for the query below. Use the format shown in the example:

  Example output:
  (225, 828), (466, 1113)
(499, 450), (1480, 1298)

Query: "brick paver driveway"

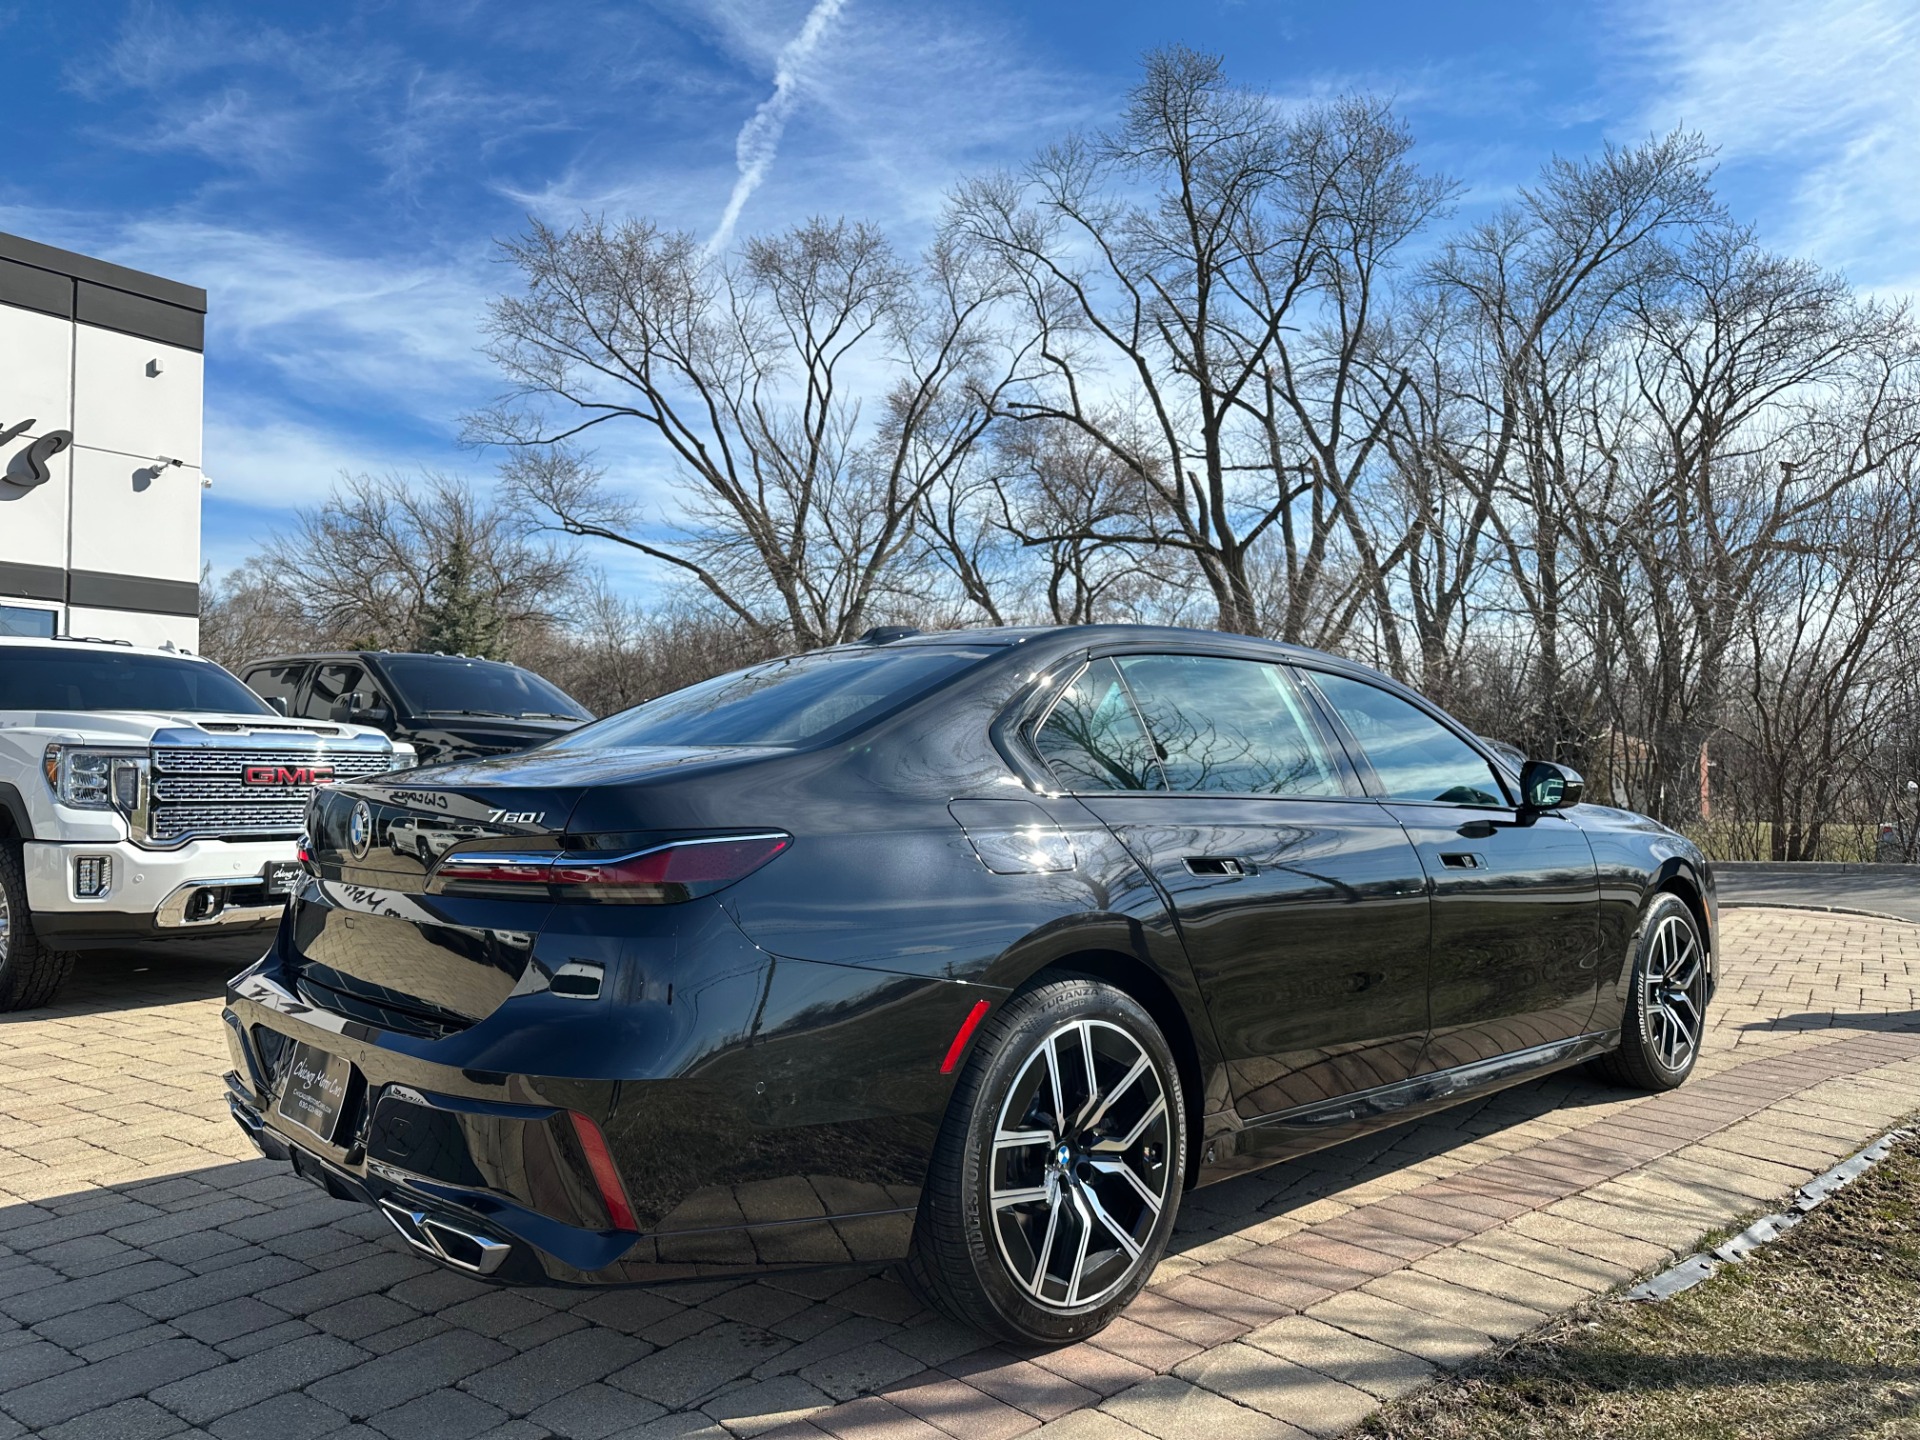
(5, 909), (1919, 1440)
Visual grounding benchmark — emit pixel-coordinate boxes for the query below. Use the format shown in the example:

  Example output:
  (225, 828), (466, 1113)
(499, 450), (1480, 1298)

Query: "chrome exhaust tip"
(379, 1199), (510, 1276)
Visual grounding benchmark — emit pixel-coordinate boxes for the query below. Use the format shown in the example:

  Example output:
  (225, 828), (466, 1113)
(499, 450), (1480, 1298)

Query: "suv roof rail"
(53, 634), (135, 646)
(857, 626), (921, 645)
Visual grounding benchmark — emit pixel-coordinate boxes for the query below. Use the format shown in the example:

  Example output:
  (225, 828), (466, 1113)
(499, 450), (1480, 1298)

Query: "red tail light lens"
(428, 834), (790, 903)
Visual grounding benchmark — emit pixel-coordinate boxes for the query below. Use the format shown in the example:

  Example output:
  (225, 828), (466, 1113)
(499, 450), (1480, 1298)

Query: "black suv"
(239, 652), (591, 768)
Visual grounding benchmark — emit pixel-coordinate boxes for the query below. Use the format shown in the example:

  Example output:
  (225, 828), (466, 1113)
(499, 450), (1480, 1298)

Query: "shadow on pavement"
(0, 1061), (1634, 1437)
(1740, 1010), (1920, 1036)
(12, 939), (266, 1020)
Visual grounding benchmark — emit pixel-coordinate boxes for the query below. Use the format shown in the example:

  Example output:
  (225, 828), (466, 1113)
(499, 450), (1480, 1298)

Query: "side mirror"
(265, 696), (289, 716)
(329, 692), (362, 723)
(353, 704), (394, 729)
(1521, 759), (1584, 811)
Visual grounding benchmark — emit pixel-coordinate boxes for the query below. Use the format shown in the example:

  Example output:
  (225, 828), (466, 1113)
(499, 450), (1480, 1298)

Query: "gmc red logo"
(242, 764), (335, 787)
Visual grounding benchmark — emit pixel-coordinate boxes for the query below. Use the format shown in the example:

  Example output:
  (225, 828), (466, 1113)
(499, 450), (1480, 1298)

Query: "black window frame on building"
(0, 604), (58, 639)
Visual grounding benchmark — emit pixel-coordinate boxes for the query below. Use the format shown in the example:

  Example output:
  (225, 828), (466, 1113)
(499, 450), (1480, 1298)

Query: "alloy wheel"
(1643, 912), (1705, 1071)
(0, 882), (10, 963)
(988, 1019), (1173, 1310)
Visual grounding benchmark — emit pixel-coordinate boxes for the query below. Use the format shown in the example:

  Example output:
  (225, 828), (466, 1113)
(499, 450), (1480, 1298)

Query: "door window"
(1114, 655), (1343, 796)
(245, 664), (306, 710)
(1033, 658), (1165, 791)
(303, 664), (363, 721)
(1308, 671), (1506, 806)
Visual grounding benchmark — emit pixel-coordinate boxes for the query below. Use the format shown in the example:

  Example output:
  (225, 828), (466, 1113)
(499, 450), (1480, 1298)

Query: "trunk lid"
(287, 745), (779, 1031)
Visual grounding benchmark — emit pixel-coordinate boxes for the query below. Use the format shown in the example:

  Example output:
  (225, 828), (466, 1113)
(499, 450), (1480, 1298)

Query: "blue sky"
(5, 0), (1916, 594)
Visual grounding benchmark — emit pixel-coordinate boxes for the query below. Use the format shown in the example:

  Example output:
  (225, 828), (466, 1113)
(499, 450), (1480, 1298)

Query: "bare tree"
(1716, 462), (1920, 859)
(475, 217), (1030, 648)
(1573, 232), (1917, 822)
(513, 578), (783, 718)
(198, 561), (321, 670)
(946, 47), (1449, 638)
(253, 472), (576, 657)
(1404, 133), (1719, 748)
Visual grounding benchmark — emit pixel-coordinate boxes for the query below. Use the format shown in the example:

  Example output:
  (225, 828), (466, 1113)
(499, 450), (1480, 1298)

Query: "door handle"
(1439, 852), (1484, 870)
(1184, 856), (1248, 877)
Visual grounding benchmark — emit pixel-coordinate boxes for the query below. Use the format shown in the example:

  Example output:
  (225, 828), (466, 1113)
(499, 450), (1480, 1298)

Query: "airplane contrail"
(706, 0), (850, 256)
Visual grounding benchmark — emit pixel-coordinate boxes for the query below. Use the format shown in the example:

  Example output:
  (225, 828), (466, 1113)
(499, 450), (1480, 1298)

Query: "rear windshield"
(0, 648), (273, 714)
(549, 647), (994, 750)
(379, 656), (590, 721)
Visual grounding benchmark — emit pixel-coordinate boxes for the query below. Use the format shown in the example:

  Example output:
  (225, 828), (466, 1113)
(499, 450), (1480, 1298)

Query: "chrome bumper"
(155, 875), (289, 929)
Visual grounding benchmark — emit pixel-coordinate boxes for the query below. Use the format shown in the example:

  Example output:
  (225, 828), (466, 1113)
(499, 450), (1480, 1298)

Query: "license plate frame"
(276, 1040), (354, 1146)
(262, 861), (304, 897)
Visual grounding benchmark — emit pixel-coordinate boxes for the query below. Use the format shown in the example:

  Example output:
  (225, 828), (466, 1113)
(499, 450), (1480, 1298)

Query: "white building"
(0, 232), (205, 650)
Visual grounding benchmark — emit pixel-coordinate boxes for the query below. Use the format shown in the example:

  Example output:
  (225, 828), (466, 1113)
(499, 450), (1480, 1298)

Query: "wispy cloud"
(115, 220), (497, 405)
(706, 0), (851, 254)
(1619, 0), (1920, 289)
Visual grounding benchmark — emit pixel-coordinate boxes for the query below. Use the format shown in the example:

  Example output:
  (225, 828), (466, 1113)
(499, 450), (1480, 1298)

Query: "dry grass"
(1356, 1136), (1920, 1439)
(1683, 819), (1884, 864)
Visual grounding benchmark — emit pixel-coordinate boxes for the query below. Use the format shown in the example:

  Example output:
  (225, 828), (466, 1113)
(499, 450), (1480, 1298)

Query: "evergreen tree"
(416, 535), (508, 657)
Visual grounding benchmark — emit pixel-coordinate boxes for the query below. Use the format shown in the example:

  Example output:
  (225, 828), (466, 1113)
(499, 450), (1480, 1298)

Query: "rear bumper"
(220, 912), (997, 1286)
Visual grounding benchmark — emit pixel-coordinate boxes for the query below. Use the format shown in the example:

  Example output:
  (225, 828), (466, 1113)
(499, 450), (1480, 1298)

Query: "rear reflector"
(941, 999), (992, 1074)
(569, 1111), (638, 1232)
(428, 834), (790, 903)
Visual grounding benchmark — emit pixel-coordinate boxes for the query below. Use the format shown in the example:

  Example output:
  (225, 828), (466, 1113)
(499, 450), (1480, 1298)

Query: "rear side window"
(1116, 655), (1344, 796)
(1309, 671), (1506, 806)
(1034, 658), (1165, 792)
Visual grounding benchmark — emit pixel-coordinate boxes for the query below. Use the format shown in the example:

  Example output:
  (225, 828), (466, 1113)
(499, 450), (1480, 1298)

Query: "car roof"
(242, 651), (523, 667)
(0, 635), (218, 663)
(840, 623), (1376, 671)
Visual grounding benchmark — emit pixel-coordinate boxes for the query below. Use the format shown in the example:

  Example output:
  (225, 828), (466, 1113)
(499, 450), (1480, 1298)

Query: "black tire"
(904, 976), (1186, 1345)
(0, 842), (76, 1012)
(1590, 892), (1707, 1091)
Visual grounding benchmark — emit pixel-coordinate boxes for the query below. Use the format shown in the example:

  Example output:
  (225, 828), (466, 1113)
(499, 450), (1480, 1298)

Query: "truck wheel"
(0, 843), (76, 1011)
(904, 977), (1185, 1344)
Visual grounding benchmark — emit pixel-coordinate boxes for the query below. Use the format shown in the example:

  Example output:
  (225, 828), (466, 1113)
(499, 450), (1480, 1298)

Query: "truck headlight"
(43, 746), (145, 811)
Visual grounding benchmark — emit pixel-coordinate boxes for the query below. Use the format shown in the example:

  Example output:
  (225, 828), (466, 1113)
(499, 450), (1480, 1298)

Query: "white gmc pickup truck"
(0, 636), (410, 1010)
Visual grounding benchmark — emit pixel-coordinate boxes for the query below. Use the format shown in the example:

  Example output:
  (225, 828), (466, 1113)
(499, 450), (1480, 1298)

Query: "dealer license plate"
(276, 1041), (353, 1145)
(263, 862), (304, 897)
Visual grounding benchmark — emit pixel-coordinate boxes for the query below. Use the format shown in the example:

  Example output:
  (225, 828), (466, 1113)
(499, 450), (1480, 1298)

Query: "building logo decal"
(0, 418), (73, 490)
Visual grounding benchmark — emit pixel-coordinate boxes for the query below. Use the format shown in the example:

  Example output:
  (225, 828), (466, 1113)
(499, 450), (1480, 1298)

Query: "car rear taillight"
(426, 833), (790, 903)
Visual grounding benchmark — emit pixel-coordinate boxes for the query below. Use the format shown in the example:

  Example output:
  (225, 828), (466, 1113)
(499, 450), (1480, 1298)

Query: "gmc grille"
(143, 743), (396, 847)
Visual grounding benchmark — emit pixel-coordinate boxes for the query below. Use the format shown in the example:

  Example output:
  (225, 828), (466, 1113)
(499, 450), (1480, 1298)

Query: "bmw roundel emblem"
(348, 800), (374, 860)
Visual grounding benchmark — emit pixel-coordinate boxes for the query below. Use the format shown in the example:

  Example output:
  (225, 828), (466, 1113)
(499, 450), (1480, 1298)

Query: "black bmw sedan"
(221, 625), (1716, 1344)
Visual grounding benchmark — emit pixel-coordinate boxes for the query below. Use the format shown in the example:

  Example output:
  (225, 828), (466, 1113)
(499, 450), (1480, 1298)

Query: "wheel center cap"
(1056, 1143), (1073, 1167)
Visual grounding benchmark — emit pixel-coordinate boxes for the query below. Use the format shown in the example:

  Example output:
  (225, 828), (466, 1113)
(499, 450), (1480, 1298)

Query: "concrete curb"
(1719, 901), (1919, 924)
(1625, 1129), (1913, 1302)
(1713, 862), (1915, 874)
